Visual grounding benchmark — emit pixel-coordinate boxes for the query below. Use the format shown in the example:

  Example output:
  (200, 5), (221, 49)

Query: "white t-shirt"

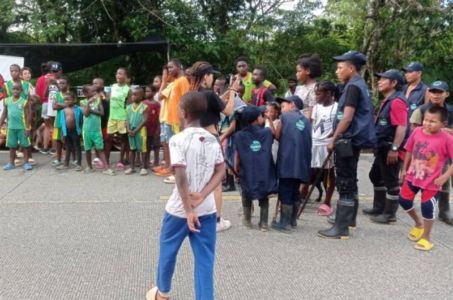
(47, 84), (59, 117)
(312, 102), (338, 146)
(295, 83), (316, 116)
(265, 119), (280, 164)
(166, 127), (224, 218)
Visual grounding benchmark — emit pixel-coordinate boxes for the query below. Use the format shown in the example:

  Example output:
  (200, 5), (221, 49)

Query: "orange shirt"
(167, 76), (190, 127)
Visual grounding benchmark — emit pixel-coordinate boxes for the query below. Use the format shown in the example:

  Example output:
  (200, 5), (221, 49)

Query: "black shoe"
(370, 198), (399, 224)
(318, 199), (354, 239)
(222, 185), (236, 192)
(271, 204), (292, 232)
(438, 192), (453, 225)
(363, 188), (386, 215)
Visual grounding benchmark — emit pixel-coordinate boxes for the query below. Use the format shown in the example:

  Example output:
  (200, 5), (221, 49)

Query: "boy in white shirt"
(147, 91), (225, 300)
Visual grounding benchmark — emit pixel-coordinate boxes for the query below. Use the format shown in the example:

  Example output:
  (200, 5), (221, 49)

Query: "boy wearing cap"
(410, 81), (453, 225)
(318, 51), (376, 239)
(268, 95), (312, 232)
(362, 70), (408, 224)
(234, 105), (277, 231)
(402, 62), (428, 117)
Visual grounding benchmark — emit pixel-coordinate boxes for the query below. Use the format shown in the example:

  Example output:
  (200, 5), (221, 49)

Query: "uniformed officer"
(318, 51), (376, 239)
(402, 62), (428, 118)
(362, 69), (408, 224)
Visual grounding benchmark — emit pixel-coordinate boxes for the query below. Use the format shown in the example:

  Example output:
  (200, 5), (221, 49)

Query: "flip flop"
(116, 162), (125, 171)
(408, 226), (424, 241)
(415, 238), (433, 251)
(317, 204), (333, 216)
(146, 287), (158, 300)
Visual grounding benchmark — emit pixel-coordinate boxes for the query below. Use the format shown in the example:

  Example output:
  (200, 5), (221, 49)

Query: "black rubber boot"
(259, 200), (269, 232)
(271, 204), (292, 232)
(242, 206), (253, 228)
(438, 192), (453, 226)
(350, 195), (359, 229)
(363, 188), (386, 215)
(327, 196), (358, 228)
(291, 201), (301, 228)
(222, 173), (236, 192)
(370, 197), (399, 224)
(242, 196), (252, 228)
(318, 199), (354, 239)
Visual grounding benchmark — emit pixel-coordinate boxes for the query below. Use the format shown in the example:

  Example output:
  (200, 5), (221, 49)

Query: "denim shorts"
(160, 123), (174, 143)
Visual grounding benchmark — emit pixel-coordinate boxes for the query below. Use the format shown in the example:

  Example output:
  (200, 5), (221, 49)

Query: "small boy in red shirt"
(144, 85), (161, 169)
(399, 105), (453, 251)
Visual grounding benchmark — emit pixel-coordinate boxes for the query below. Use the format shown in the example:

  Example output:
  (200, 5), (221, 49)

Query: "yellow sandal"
(415, 238), (433, 251)
(408, 226), (424, 241)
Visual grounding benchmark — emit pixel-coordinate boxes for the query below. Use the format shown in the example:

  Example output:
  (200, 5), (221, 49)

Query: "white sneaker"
(216, 217), (231, 232)
(164, 175), (176, 184)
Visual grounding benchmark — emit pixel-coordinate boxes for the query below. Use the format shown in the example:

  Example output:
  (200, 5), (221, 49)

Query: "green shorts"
(83, 130), (104, 150)
(6, 128), (30, 148)
(52, 127), (63, 141)
(128, 128), (147, 152)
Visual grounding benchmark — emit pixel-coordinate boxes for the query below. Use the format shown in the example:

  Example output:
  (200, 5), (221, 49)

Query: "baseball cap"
(333, 50), (367, 67)
(275, 95), (304, 110)
(375, 69), (405, 85)
(402, 62), (424, 72)
(428, 81), (449, 92)
(242, 105), (265, 124)
(49, 61), (62, 72)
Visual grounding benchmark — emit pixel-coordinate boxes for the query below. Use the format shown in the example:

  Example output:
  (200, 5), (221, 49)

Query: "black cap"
(49, 62), (62, 72)
(333, 50), (367, 66)
(375, 69), (405, 85)
(242, 105), (264, 124)
(402, 62), (424, 72)
(428, 81), (449, 92)
(275, 95), (304, 110)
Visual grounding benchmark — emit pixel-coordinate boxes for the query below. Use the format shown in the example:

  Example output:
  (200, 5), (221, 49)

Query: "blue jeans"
(157, 212), (216, 300)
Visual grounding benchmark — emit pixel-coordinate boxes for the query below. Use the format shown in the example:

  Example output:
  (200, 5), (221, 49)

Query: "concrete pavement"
(1, 153), (452, 300)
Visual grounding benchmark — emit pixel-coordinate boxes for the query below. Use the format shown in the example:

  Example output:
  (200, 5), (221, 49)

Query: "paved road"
(1, 153), (452, 300)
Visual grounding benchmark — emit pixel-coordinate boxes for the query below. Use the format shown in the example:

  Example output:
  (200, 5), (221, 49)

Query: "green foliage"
(1, 0), (452, 96)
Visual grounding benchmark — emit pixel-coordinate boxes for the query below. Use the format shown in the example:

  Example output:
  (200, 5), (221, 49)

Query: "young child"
(57, 92), (82, 171)
(3, 64), (30, 99)
(147, 91), (225, 300)
(264, 101), (281, 164)
(80, 85), (114, 175)
(125, 87), (148, 175)
(143, 85), (161, 169)
(235, 105), (277, 231)
(52, 76), (69, 167)
(269, 95), (312, 232)
(310, 81), (338, 216)
(105, 68), (131, 170)
(399, 106), (453, 251)
(92, 77), (109, 141)
(295, 54), (322, 119)
(0, 82), (32, 171)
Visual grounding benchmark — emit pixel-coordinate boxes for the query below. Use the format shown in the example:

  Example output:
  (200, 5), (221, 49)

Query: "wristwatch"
(391, 144), (399, 152)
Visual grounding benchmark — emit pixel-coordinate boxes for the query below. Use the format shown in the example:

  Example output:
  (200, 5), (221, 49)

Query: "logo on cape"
(250, 140), (261, 152)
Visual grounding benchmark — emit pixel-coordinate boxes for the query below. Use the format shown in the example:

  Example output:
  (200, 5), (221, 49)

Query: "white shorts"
(41, 103), (49, 119)
(47, 102), (56, 117)
(311, 144), (334, 169)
